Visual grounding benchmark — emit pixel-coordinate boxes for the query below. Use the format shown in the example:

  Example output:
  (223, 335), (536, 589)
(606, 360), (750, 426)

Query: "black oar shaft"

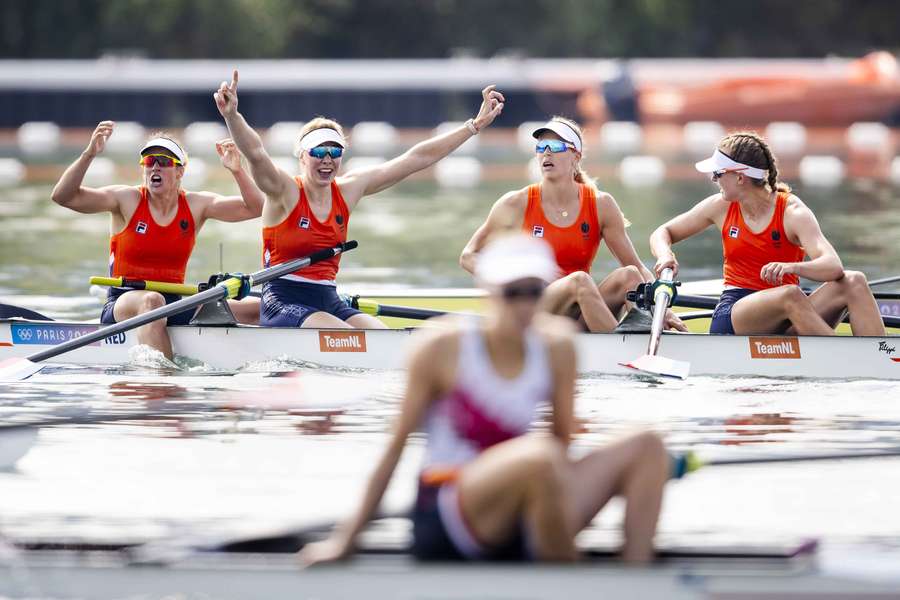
(708, 448), (900, 466)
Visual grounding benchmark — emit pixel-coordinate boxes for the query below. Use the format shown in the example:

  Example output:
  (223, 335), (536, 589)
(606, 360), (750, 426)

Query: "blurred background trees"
(2, 0), (898, 59)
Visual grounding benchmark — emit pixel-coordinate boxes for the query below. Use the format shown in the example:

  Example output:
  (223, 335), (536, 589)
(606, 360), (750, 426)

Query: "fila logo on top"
(136, 221), (148, 234)
(728, 226), (739, 239)
(532, 225), (544, 238)
(299, 216), (311, 229)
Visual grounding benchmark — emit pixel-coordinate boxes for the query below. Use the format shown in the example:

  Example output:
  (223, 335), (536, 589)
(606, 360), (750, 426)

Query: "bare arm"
(459, 189), (527, 274)
(199, 139), (266, 224)
(649, 194), (723, 277)
(50, 121), (126, 214)
(214, 70), (293, 200)
(543, 320), (577, 446)
(299, 329), (450, 565)
(339, 85), (505, 203)
(761, 198), (844, 285)
(598, 193), (655, 283)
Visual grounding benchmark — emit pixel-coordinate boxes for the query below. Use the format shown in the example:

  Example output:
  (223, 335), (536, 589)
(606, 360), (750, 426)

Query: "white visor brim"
(531, 120), (582, 153)
(695, 149), (768, 179)
(475, 235), (560, 287)
(297, 128), (346, 156)
(140, 138), (188, 164)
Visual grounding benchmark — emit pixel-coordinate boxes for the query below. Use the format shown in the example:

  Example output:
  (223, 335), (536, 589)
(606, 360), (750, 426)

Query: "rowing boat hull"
(2, 318), (898, 379)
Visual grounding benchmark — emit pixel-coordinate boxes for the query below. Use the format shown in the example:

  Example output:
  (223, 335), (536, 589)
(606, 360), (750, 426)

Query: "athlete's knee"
(567, 271), (597, 297)
(780, 285), (810, 313)
(522, 437), (569, 490)
(616, 265), (643, 286)
(139, 292), (166, 313)
(840, 270), (869, 293)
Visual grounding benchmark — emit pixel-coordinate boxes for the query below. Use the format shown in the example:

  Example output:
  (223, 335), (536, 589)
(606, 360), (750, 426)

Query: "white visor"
(695, 149), (768, 179)
(140, 138), (187, 164)
(296, 128), (346, 156)
(531, 120), (582, 153)
(475, 234), (560, 288)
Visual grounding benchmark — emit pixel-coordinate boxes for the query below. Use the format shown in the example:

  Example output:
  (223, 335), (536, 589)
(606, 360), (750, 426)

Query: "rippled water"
(1, 176), (899, 586)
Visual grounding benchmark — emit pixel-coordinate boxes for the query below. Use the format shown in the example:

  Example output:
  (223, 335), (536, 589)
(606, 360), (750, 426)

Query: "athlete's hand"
(215, 138), (242, 173)
(85, 121), (114, 158)
(664, 308), (688, 332)
(298, 535), (353, 568)
(654, 253), (679, 278)
(214, 69), (239, 118)
(760, 262), (794, 286)
(472, 85), (505, 130)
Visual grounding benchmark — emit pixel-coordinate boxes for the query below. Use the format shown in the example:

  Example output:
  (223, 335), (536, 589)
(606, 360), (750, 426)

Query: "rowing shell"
(2, 318), (898, 379)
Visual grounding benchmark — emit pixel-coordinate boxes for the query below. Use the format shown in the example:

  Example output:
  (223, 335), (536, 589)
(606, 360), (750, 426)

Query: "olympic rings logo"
(16, 328), (33, 341)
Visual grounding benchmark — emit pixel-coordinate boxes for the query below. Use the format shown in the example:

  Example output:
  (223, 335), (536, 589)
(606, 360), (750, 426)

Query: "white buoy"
(798, 155), (845, 187)
(344, 156), (385, 174)
(600, 121), (643, 155)
(0, 158), (25, 187)
(435, 122), (478, 155)
(265, 122), (304, 156)
(517, 121), (546, 154)
(618, 156), (666, 188)
(890, 156), (900, 186)
(765, 122), (807, 156)
(350, 122), (398, 155)
(846, 122), (891, 153)
(180, 157), (209, 188)
(17, 121), (61, 155)
(182, 122), (228, 155)
(104, 121), (146, 154)
(435, 157), (482, 188)
(683, 121), (725, 156)
(83, 157), (116, 185)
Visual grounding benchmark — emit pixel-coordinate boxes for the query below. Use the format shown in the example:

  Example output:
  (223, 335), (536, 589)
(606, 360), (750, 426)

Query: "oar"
(349, 297), (479, 321)
(869, 274), (900, 288)
(0, 303), (54, 321)
(671, 447), (900, 479)
(89, 276), (199, 297)
(620, 268), (690, 379)
(0, 241), (357, 381)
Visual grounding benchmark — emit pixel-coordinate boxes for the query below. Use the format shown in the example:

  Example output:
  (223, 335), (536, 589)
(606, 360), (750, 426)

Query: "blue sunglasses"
(309, 146), (344, 159)
(535, 140), (574, 154)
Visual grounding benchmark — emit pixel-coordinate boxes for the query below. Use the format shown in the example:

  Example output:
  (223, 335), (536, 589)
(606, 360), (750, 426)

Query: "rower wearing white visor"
(214, 70), (505, 328)
(49, 121), (265, 359)
(461, 116), (685, 333)
(301, 234), (668, 565)
(650, 131), (885, 336)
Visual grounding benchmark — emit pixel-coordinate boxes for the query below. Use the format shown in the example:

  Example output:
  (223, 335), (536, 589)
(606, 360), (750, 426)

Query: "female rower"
(214, 70), (505, 329)
(300, 235), (668, 565)
(51, 122), (266, 359)
(460, 116), (685, 333)
(650, 131), (885, 336)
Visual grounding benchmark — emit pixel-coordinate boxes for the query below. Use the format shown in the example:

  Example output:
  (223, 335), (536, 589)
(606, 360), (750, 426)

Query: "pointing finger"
(231, 69), (239, 90)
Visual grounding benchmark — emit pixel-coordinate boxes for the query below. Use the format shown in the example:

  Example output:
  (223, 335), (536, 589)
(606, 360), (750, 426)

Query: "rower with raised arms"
(650, 131), (886, 337)
(214, 69), (505, 329)
(460, 116), (686, 333)
(300, 234), (668, 565)
(50, 122), (266, 359)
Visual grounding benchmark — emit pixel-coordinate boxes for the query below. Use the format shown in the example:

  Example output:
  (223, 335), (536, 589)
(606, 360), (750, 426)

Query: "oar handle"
(90, 276), (200, 297)
(647, 269), (676, 357)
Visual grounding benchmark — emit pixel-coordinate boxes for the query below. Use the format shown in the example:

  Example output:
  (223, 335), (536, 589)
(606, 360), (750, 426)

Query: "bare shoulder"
(184, 190), (219, 205)
(495, 186), (529, 211)
(784, 193), (811, 215)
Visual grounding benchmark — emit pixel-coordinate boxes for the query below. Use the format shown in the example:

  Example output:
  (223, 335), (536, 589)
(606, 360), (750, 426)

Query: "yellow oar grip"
(685, 451), (706, 474)
(354, 299), (380, 316)
(89, 276), (199, 296)
(653, 282), (676, 301)
(90, 276), (123, 287)
(221, 277), (243, 300)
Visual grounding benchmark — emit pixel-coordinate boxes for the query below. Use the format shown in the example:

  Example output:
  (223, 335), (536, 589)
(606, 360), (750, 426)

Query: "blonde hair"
(718, 131), (791, 193)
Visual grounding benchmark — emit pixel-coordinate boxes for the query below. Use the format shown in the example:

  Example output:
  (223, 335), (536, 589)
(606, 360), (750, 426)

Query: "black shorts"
(709, 288), (757, 335)
(100, 287), (195, 326)
(410, 481), (532, 562)
(259, 279), (362, 327)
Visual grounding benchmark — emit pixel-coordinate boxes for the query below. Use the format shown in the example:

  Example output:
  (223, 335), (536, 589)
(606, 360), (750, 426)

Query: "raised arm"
(50, 121), (128, 214)
(298, 330), (447, 566)
(761, 198), (844, 285)
(197, 139), (266, 224)
(459, 189), (527, 274)
(339, 85), (505, 202)
(214, 70), (294, 201)
(650, 195), (723, 277)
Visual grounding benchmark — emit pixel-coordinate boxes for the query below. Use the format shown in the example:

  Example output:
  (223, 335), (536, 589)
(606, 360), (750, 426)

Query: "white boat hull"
(1, 319), (898, 379)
